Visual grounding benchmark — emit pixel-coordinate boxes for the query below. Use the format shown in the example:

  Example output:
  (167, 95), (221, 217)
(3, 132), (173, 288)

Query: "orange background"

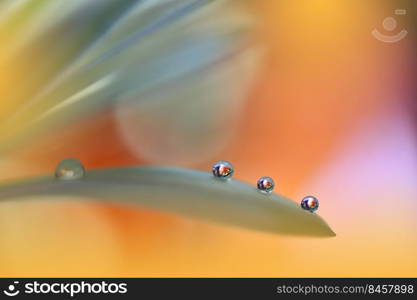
(0, 0), (416, 276)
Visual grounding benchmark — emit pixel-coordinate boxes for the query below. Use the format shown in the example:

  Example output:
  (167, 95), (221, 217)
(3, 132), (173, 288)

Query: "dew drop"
(257, 176), (275, 193)
(55, 158), (85, 180)
(301, 196), (319, 212)
(212, 161), (234, 180)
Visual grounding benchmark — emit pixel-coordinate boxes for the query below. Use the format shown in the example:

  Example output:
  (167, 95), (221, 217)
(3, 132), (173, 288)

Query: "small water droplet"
(212, 161), (234, 180)
(301, 196), (319, 212)
(55, 158), (85, 180)
(257, 176), (275, 193)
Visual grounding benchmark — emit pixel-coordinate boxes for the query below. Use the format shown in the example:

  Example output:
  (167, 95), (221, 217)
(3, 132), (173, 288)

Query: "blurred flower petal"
(0, 0), (261, 163)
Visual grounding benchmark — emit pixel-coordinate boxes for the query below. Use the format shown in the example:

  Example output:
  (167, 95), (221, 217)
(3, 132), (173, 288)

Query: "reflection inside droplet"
(212, 161), (234, 180)
(301, 196), (319, 212)
(257, 176), (275, 193)
(55, 158), (85, 180)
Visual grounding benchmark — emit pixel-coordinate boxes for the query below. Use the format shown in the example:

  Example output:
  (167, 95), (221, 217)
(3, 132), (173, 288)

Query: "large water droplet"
(212, 161), (234, 180)
(55, 158), (85, 180)
(301, 196), (319, 212)
(257, 176), (275, 193)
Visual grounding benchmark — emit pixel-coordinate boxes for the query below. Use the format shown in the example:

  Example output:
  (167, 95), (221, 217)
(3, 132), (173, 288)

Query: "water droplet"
(257, 176), (275, 193)
(301, 196), (319, 212)
(55, 158), (85, 180)
(212, 161), (234, 180)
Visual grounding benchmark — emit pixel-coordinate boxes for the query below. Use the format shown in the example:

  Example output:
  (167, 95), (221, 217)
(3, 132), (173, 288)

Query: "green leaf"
(0, 166), (336, 237)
